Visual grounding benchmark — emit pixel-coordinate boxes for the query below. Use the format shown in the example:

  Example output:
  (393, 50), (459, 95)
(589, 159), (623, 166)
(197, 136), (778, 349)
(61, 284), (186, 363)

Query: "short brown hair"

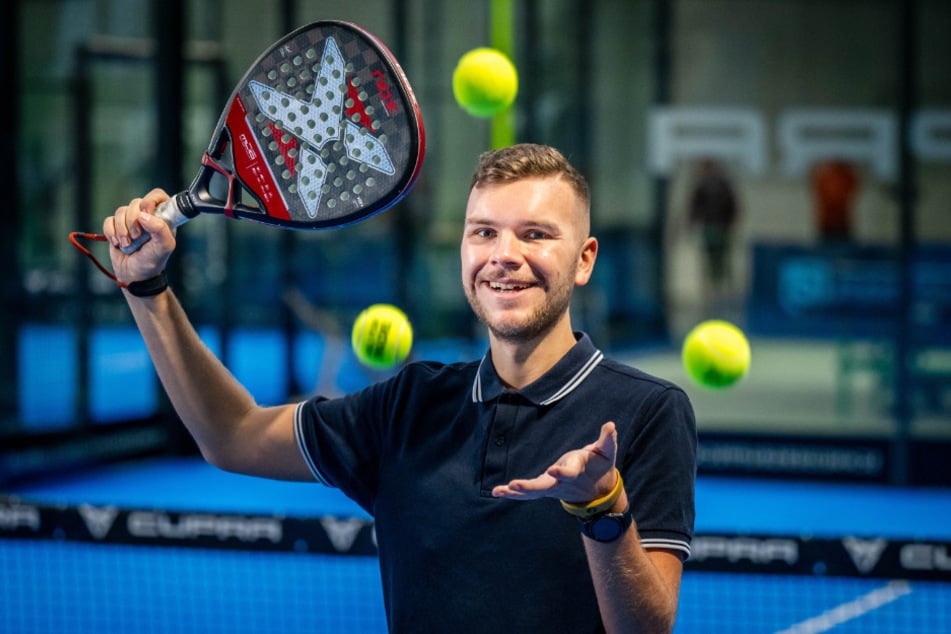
(469, 143), (590, 207)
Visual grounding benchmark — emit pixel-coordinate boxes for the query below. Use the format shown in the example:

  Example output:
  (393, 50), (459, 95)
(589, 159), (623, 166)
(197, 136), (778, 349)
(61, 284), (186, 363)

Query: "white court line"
(773, 580), (912, 634)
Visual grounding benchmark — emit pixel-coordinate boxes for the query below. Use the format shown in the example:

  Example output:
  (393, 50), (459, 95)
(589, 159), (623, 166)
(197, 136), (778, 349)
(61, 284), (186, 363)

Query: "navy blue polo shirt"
(295, 333), (696, 633)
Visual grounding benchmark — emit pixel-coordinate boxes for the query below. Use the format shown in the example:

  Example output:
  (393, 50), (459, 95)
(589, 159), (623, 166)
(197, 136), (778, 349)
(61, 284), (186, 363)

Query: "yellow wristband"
(559, 469), (624, 518)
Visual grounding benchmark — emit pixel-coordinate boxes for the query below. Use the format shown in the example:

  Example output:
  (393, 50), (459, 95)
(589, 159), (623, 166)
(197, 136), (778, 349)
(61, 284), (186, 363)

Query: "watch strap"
(579, 505), (633, 543)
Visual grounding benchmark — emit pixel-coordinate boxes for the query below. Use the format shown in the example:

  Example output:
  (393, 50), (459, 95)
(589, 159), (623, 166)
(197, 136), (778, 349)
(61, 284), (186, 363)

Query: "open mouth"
(488, 280), (534, 293)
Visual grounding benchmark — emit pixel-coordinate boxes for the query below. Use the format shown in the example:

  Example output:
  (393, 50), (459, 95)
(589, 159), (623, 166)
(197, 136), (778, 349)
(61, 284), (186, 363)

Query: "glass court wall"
(3, 0), (950, 486)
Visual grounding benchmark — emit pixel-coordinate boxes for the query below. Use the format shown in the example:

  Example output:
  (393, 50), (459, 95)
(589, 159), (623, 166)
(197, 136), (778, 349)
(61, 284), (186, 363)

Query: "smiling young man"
(104, 143), (696, 633)
(461, 161), (595, 386)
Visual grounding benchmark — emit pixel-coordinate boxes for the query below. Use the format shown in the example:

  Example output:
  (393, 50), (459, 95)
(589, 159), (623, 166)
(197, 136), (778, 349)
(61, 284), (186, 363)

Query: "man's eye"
(526, 230), (548, 240)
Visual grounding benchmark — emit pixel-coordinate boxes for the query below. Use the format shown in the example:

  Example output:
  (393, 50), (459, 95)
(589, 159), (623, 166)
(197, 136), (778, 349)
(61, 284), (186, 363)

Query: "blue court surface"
(3, 457), (951, 633)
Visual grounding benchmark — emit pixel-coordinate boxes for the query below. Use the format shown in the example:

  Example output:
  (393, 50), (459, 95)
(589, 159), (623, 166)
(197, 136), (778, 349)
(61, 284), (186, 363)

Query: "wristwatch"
(579, 505), (633, 543)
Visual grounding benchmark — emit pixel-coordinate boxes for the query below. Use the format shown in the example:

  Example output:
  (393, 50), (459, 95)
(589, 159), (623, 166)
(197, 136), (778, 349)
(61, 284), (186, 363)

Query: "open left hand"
(492, 421), (619, 504)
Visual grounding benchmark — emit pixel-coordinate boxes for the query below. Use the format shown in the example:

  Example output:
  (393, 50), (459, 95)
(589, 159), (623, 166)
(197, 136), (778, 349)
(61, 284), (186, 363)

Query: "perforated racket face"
(192, 21), (425, 229)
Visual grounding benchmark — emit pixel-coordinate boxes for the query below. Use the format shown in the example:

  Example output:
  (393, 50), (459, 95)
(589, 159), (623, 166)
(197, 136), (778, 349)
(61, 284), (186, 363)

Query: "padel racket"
(72, 19), (424, 261)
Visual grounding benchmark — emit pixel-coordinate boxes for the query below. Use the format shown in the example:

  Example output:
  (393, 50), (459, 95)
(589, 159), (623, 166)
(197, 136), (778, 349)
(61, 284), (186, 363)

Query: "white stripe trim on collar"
(470, 349), (604, 405)
(471, 356), (487, 402)
(540, 349), (604, 405)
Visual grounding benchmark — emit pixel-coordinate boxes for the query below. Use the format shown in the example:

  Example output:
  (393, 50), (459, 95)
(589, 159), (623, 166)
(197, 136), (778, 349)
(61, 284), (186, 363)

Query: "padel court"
(5, 1), (950, 632)
(5, 325), (951, 633)
(3, 456), (950, 633)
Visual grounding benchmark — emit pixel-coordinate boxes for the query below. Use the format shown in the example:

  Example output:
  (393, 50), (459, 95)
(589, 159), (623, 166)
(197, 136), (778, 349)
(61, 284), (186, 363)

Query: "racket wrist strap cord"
(67, 231), (169, 297)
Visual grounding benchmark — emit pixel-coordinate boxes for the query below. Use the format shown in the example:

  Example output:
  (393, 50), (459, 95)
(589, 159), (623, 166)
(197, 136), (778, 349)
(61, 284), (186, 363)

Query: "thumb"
(138, 210), (176, 246)
(593, 421), (618, 463)
(138, 210), (167, 233)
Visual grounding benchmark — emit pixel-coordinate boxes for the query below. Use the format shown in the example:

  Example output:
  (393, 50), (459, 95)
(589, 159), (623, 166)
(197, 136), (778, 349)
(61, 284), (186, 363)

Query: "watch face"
(581, 508), (633, 543)
(589, 516), (624, 542)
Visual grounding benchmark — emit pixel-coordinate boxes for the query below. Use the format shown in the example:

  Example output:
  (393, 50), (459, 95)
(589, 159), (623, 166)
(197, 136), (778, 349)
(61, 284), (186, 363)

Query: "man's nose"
(490, 231), (521, 265)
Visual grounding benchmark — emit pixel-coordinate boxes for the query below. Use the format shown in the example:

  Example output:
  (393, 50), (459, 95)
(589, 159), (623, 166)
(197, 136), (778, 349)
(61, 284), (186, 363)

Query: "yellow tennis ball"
(682, 320), (751, 389)
(452, 48), (518, 118)
(351, 304), (413, 370)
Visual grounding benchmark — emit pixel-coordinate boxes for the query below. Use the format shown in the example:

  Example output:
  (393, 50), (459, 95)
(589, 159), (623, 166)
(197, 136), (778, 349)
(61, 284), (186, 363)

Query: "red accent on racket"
(70, 20), (425, 260)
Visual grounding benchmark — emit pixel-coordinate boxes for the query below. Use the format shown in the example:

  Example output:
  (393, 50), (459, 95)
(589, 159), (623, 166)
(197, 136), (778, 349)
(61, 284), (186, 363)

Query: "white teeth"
(490, 282), (527, 291)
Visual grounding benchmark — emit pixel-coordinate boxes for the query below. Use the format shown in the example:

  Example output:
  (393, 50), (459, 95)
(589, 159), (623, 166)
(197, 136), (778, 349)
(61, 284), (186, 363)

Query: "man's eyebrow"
(464, 216), (557, 229)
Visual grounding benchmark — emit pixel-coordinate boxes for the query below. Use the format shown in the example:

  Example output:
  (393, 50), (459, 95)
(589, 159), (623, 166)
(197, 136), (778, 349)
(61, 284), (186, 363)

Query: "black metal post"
(892, 0), (918, 486)
(153, 0), (185, 287)
(74, 45), (93, 427)
(1, 0), (22, 429)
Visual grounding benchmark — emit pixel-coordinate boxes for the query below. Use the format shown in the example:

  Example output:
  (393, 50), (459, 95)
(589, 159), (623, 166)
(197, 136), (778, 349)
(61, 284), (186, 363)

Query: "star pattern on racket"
(248, 36), (396, 219)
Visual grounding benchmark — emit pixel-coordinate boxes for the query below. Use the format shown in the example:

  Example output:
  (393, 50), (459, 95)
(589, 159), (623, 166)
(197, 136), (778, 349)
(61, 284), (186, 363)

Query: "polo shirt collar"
(471, 332), (604, 406)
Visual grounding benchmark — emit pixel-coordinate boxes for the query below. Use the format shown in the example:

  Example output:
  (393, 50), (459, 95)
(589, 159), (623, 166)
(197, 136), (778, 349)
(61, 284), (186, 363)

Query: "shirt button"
(494, 435), (506, 447)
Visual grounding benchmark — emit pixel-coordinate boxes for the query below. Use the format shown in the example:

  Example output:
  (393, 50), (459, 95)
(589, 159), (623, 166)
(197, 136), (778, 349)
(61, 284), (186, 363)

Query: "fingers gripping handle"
(120, 194), (193, 254)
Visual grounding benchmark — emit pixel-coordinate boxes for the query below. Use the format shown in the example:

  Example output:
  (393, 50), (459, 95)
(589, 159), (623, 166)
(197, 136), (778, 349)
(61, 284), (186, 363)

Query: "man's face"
(461, 176), (597, 342)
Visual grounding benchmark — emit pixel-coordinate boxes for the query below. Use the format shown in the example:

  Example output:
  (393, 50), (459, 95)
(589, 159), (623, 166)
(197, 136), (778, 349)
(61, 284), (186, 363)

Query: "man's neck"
(488, 324), (578, 390)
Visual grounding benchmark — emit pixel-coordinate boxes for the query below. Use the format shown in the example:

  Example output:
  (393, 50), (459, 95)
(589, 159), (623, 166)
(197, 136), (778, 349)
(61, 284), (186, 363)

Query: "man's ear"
(575, 236), (598, 286)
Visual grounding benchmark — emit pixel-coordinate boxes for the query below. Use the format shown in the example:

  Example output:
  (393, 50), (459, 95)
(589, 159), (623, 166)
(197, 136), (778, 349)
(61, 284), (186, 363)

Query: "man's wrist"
(559, 469), (624, 518)
(123, 270), (169, 297)
(577, 505), (634, 543)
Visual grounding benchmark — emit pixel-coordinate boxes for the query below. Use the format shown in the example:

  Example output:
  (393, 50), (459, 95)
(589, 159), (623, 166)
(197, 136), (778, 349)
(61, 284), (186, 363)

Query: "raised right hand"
(103, 188), (177, 285)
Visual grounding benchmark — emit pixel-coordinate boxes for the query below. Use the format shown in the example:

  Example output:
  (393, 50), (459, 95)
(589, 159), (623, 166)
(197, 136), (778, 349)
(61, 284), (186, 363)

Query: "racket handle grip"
(120, 194), (193, 254)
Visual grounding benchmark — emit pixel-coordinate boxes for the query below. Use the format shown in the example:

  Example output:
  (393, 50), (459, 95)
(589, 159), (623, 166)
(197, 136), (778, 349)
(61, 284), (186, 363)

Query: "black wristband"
(125, 271), (169, 297)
